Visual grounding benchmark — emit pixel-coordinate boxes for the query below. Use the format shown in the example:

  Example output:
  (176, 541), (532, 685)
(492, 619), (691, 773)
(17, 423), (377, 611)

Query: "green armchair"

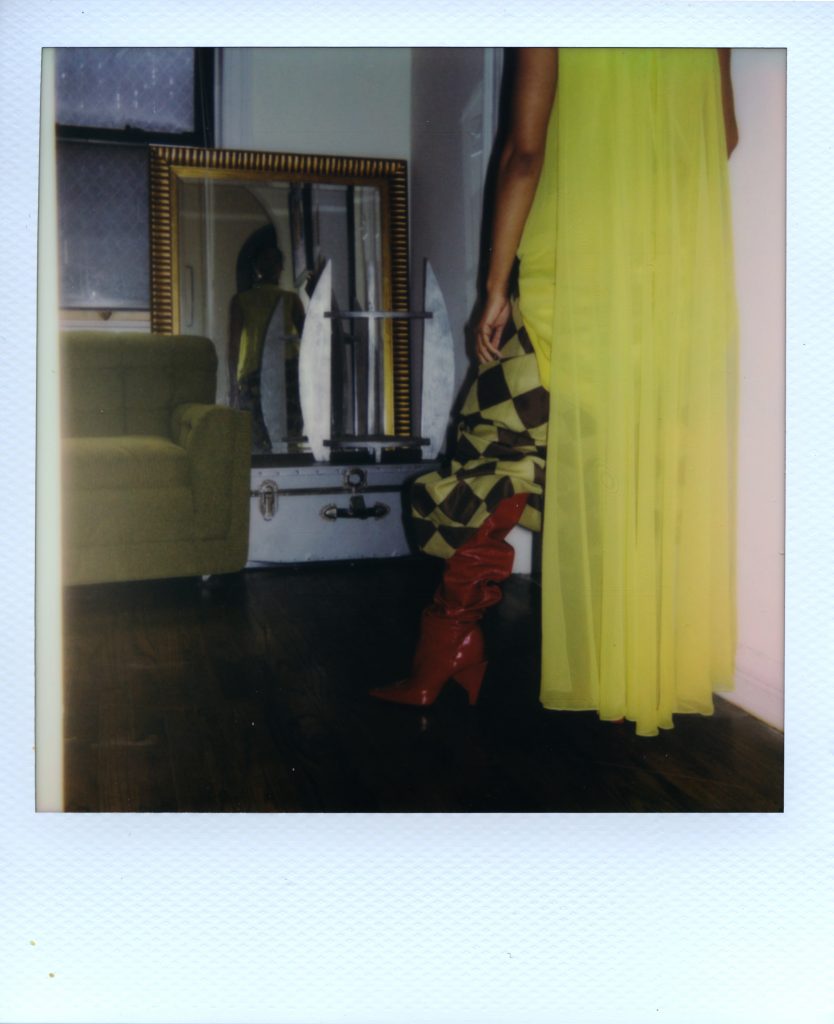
(61, 331), (251, 585)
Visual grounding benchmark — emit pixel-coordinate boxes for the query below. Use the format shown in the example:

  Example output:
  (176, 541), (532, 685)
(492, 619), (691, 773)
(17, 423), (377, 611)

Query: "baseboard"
(726, 644), (784, 731)
(507, 539), (784, 732)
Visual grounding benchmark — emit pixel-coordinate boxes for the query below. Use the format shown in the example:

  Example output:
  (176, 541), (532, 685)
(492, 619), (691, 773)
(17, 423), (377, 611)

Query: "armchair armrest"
(172, 403), (252, 540)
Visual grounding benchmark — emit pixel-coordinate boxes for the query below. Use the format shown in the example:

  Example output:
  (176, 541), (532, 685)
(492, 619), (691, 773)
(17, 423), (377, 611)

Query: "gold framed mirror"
(149, 145), (412, 448)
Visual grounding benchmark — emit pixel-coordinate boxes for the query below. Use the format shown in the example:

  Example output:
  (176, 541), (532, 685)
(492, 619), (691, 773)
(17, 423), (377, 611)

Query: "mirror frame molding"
(149, 144), (412, 436)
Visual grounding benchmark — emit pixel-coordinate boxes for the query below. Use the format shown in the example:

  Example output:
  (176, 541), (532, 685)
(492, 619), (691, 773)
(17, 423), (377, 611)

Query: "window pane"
(55, 48), (195, 133)
(57, 142), (149, 309)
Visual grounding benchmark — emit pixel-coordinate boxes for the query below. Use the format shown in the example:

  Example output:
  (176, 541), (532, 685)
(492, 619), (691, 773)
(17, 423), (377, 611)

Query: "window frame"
(56, 47), (215, 318)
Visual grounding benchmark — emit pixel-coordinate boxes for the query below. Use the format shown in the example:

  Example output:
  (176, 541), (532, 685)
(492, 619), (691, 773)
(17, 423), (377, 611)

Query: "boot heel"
(454, 661), (487, 706)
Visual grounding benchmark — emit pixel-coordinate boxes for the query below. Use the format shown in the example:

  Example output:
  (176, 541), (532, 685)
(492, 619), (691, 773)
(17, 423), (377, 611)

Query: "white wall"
(218, 48), (411, 159)
(410, 48), (495, 403)
(216, 48), (412, 424)
(727, 49), (786, 729)
(218, 47), (488, 416)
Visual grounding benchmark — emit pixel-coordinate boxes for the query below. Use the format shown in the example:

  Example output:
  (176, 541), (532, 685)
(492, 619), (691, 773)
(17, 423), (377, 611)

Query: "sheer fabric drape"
(519, 49), (739, 736)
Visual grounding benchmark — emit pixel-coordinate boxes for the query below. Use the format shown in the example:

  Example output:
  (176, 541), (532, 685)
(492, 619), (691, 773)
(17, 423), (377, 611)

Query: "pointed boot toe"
(368, 679), (438, 706)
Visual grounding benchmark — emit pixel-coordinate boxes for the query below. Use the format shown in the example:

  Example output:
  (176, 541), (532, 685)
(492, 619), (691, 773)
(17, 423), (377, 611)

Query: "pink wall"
(727, 49), (786, 729)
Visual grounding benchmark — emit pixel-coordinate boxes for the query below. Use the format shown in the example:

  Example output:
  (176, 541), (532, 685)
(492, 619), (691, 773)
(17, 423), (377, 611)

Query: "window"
(55, 47), (214, 319)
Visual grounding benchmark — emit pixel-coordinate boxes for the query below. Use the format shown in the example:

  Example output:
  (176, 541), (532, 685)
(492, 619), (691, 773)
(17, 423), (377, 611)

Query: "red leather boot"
(370, 492), (528, 706)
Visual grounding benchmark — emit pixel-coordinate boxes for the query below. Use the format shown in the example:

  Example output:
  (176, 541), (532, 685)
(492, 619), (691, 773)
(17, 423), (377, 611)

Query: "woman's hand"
(476, 291), (511, 364)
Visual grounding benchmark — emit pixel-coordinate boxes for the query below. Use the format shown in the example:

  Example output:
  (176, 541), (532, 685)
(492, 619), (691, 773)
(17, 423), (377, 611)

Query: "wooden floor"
(63, 560), (783, 813)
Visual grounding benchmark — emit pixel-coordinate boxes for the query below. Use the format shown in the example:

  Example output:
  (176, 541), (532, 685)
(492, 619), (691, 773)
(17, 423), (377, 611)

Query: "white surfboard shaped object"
(421, 260), (455, 459)
(298, 260), (333, 463)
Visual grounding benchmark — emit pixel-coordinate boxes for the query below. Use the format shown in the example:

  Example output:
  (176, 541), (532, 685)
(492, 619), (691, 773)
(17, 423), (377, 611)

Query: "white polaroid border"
(3, 2), (832, 1022)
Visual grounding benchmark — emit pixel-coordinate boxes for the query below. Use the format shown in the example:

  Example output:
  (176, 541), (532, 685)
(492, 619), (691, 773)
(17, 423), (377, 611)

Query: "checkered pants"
(411, 307), (550, 559)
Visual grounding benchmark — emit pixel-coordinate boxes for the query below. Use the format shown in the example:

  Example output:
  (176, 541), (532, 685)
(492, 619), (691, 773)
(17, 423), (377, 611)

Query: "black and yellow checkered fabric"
(411, 307), (550, 559)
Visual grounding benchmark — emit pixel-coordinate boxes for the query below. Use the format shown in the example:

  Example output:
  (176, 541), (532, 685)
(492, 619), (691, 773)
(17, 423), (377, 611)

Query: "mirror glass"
(150, 146), (412, 460)
(178, 178), (382, 454)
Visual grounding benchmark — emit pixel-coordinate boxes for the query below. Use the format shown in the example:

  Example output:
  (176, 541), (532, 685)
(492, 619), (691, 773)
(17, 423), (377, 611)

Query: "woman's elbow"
(725, 120), (739, 158)
(502, 143), (545, 180)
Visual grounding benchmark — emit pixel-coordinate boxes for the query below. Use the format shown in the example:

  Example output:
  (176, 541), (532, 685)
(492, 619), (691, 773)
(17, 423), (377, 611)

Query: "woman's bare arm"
(718, 48), (739, 157)
(476, 47), (558, 364)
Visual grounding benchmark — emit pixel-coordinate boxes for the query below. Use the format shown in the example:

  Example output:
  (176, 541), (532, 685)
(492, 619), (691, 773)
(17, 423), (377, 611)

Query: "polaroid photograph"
(2, 3), (831, 1023)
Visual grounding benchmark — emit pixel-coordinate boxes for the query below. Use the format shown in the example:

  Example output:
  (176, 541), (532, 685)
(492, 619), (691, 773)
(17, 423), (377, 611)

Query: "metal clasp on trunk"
(320, 495), (390, 521)
(251, 479), (279, 521)
(320, 468), (389, 520)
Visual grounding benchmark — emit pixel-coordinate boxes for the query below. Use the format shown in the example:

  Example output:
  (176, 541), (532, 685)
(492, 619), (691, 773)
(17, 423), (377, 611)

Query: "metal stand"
(298, 259), (456, 463)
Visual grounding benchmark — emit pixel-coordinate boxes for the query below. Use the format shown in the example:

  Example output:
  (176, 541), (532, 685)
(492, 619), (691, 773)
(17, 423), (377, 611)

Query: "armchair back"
(61, 332), (217, 439)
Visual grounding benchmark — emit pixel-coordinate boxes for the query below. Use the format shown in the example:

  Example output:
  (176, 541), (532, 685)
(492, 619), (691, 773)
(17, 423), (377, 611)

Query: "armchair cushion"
(63, 436), (189, 491)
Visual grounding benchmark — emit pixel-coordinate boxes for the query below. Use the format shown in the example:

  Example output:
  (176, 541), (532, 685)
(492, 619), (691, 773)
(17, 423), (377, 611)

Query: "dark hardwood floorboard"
(63, 561), (784, 813)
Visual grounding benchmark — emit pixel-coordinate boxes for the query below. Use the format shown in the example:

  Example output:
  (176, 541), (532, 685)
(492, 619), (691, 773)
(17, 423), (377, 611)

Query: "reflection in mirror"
(178, 179), (384, 454)
(150, 146), (412, 462)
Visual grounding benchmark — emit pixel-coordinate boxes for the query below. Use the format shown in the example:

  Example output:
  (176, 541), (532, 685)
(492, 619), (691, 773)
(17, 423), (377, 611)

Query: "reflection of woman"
(372, 48), (740, 738)
(228, 245), (305, 453)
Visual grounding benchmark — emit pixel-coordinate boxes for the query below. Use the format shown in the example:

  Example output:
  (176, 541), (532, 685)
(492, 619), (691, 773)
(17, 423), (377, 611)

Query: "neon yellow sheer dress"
(518, 49), (739, 737)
